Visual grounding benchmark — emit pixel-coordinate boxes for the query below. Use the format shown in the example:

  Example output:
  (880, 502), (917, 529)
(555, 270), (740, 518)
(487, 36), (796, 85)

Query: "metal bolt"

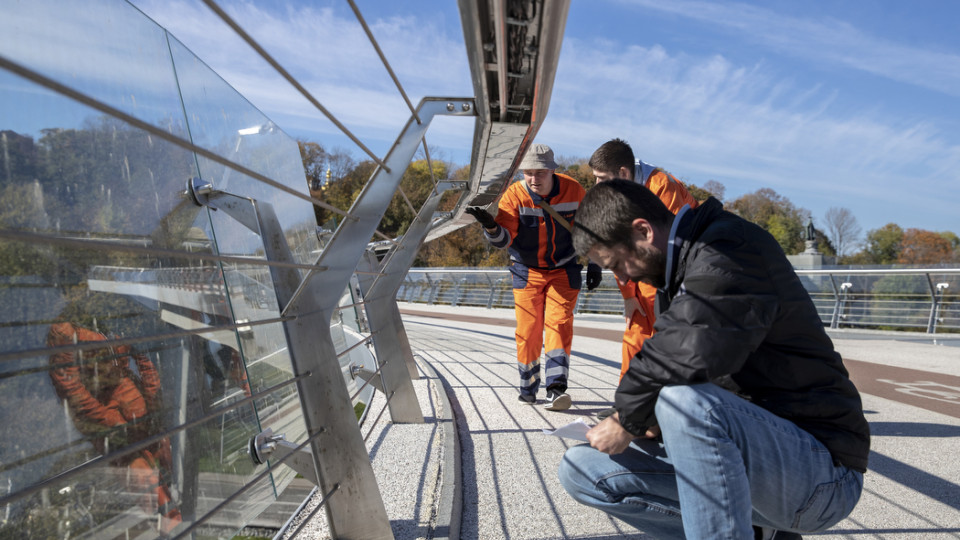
(461, 102), (472, 112)
(446, 103), (455, 111)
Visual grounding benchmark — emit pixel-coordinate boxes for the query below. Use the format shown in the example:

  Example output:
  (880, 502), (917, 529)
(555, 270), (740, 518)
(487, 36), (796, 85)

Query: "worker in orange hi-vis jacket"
(466, 143), (602, 412)
(588, 139), (699, 415)
(47, 321), (182, 533)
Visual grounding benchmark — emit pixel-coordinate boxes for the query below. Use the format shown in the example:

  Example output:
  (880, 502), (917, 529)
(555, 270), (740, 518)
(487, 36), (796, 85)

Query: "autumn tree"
(823, 207), (861, 258)
(728, 188), (807, 254)
(898, 228), (953, 264)
(418, 225), (508, 267)
(556, 161), (593, 190)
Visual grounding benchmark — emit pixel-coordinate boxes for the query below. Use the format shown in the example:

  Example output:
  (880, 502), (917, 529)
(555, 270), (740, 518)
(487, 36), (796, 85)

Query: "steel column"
(278, 97), (474, 538)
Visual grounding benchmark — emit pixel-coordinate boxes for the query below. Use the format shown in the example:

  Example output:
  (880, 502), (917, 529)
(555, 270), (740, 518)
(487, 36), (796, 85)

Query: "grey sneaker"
(544, 390), (571, 411)
(518, 393), (536, 404)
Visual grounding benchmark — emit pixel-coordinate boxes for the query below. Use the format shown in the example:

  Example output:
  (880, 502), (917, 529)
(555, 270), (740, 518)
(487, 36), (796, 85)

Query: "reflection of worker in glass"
(47, 322), (182, 533)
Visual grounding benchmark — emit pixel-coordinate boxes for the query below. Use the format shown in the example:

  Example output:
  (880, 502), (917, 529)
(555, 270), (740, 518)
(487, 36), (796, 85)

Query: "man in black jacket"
(558, 180), (869, 539)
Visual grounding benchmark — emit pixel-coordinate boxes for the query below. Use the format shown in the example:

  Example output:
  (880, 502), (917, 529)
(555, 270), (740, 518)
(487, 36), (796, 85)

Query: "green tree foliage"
(299, 139), (357, 227)
(379, 159), (450, 238)
(939, 231), (959, 261)
(850, 223), (904, 264)
(727, 188), (807, 254)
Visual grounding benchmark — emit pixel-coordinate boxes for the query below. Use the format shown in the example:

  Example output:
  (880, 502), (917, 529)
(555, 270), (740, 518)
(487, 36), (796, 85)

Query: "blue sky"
(121, 1), (959, 239)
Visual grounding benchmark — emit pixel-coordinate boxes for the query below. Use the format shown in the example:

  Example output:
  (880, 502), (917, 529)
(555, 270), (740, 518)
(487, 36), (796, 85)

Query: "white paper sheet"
(543, 418), (593, 441)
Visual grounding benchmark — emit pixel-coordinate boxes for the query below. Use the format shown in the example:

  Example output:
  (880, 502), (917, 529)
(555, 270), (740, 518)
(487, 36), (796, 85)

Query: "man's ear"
(631, 218), (653, 243)
(618, 166), (633, 181)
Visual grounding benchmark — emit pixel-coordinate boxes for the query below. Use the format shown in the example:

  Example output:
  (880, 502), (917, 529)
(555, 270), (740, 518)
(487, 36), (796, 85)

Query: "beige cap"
(518, 143), (558, 170)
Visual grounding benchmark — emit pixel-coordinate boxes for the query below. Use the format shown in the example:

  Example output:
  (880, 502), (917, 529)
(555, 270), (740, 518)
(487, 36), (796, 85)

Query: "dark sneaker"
(596, 406), (617, 420)
(544, 390), (571, 411)
(518, 393), (536, 404)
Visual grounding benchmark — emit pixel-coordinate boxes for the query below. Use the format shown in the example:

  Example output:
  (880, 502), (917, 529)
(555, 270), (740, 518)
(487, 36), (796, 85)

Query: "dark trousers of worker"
(512, 266), (580, 399)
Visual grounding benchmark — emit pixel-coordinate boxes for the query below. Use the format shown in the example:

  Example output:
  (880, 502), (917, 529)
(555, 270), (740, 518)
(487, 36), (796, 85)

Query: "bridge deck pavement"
(283, 302), (960, 539)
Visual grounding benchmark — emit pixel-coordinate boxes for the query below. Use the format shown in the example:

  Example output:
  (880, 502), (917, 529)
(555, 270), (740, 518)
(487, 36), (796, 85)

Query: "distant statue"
(803, 218), (819, 254)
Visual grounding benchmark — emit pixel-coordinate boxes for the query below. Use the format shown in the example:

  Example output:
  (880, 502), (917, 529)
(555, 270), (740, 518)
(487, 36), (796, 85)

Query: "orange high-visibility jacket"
(486, 173), (585, 270)
(617, 162), (699, 302)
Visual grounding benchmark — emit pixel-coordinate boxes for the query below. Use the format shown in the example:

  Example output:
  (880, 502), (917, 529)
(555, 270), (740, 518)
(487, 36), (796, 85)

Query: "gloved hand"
(465, 206), (498, 229)
(586, 263), (603, 290)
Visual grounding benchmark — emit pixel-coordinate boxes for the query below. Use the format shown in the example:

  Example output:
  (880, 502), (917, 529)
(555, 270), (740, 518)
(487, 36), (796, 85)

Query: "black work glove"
(586, 263), (603, 291)
(465, 206), (498, 229)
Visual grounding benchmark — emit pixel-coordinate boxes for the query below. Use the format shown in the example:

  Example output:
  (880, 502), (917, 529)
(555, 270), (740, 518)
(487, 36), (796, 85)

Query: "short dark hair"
(572, 179), (674, 255)
(588, 138), (635, 175)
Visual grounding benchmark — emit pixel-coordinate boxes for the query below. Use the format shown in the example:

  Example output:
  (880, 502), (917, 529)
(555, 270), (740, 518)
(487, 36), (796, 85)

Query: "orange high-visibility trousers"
(620, 282), (658, 381)
(512, 266), (580, 397)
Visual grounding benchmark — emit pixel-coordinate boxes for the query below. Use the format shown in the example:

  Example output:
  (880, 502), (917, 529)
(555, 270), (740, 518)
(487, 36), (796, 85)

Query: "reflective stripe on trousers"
(513, 267), (579, 396)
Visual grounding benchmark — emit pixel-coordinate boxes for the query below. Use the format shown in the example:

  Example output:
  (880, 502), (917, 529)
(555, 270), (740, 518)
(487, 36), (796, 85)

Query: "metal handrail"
(399, 267), (960, 334)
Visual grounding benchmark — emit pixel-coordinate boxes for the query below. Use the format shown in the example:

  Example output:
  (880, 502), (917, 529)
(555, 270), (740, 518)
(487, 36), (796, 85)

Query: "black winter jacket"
(616, 198), (870, 472)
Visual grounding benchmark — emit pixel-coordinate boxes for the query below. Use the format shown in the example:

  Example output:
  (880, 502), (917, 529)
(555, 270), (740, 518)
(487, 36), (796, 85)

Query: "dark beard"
(629, 244), (667, 288)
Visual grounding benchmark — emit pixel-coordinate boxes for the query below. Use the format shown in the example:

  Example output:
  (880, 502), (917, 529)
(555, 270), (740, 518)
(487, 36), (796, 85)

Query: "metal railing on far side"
(399, 267), (960, 334)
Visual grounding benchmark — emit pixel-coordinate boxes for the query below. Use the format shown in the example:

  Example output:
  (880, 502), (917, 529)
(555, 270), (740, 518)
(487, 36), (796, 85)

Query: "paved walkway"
(285, 302), (960, 539)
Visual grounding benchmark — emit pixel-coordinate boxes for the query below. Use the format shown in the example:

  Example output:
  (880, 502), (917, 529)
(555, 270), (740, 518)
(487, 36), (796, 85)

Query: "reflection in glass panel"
(168, 36), (323, 268)
(0, 0), (190, 145)
(0, 57), (284, 540)
(1, 0), (389, 536)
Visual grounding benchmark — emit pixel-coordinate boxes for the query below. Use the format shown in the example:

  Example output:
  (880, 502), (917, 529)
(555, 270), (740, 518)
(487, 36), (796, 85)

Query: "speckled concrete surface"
(281, 302), (960, 539)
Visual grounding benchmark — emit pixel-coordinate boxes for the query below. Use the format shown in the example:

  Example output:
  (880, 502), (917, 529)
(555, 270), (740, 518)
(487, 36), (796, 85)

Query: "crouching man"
(558, 180), (869, 539)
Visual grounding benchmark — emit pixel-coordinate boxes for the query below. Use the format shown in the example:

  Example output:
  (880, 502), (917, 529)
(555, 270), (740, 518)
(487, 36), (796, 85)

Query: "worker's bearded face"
(587, 240), (667, 289)
(626, 242), (667, 289)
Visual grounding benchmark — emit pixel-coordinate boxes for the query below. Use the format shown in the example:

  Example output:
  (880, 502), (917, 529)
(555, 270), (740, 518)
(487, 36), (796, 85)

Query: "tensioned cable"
(362, 391), (395, 443)
(0, 228), (325, 274)
(0, 372), (310, 508)
(346, 0), (418, 124)
(338, 333), (376, 358)
(282, 484), (341, 540)
(0, 313), (292, 365)
(201, 0), (388, 173)
(170, 433), (338, 540)
(0, 55), (405, 248)
(344, 0), (440, 200)
(349, 356), (387, 402)
(0, 55), (352, 221)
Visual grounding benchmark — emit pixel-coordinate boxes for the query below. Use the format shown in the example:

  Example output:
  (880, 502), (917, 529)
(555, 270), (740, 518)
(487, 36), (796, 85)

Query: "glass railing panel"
(167, 36), (322, 268)
(0, 24), (287, 537)
(1, 0), (191, 140)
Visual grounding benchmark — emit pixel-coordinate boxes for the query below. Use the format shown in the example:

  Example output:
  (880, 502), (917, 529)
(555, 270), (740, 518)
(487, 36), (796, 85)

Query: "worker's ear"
(630, 218), (654, 244)
(618, 166), (633, 181)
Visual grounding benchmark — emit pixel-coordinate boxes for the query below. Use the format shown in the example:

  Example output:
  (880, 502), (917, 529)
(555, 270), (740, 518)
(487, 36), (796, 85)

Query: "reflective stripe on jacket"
(486, 173), (585, 270)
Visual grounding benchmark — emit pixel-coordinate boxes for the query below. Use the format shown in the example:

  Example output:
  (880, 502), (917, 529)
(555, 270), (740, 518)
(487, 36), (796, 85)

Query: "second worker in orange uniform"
(466, 143), (602, 411)
(588, 138), (698, 417)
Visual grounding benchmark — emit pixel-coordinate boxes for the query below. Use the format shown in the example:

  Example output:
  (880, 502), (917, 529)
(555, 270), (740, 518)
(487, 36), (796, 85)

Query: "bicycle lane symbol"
(876, 379), (960, 404)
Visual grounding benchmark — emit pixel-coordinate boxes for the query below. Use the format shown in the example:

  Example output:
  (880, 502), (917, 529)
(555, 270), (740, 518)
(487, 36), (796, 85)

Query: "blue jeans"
(558, 384), (864, 539)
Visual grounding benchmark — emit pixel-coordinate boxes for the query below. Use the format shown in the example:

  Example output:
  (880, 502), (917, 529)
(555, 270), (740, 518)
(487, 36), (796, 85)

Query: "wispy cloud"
(621, 0), (960, 98)
(540, 30), (960, 232)
(132, 0), (474, 154)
